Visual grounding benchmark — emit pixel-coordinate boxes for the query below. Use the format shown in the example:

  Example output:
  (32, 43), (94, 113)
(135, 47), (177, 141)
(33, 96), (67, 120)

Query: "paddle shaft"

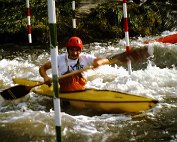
(1, 46), (150, 100)
(59, 46), (150, 79)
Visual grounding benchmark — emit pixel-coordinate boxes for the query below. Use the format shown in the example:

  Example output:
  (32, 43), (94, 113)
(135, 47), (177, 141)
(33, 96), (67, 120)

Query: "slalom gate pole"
(72, 1), (76, 34)
(123, 0), (132, 75)
(47, 0), (62, 141)
(26, 0), (32, 43)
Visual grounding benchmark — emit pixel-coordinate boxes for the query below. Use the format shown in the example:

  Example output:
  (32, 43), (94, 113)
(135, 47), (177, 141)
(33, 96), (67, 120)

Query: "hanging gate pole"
(47, 0), (62, 141)
(72, 1), (76, 29)
(72, 0), (76, 35)
(123, 0), (132, 74)
(26, 0), (32, 43)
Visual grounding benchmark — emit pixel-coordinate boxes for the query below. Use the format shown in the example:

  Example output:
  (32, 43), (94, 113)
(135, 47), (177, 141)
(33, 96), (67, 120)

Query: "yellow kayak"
(13, 78), (158, 113)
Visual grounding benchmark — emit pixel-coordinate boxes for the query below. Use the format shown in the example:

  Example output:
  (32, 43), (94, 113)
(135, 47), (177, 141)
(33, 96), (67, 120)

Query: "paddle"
(0, 46), (152, 100)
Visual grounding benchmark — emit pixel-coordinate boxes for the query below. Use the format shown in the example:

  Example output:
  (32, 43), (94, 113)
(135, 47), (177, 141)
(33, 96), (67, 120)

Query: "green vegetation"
(0, 0), (176, 45)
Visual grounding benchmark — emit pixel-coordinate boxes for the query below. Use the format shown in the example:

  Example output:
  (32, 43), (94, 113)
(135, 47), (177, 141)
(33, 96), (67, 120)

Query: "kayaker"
(39, 36), (110, 92)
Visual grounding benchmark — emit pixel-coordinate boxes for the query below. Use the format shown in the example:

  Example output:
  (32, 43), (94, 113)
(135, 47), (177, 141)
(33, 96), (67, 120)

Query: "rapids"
(1, 31), (177, 141)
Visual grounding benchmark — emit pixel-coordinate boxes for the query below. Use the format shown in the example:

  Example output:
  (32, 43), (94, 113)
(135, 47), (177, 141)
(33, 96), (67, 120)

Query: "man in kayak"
(39, 36), (109, 92)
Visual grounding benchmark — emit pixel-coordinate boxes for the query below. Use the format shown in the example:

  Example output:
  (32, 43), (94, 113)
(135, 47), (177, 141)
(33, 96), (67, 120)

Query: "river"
(1, 31), (177, 141)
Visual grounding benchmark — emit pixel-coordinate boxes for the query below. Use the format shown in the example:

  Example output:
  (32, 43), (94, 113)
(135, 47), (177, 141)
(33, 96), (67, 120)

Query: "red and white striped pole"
(26, 0), (32, 43)
(123, 0), (132, 74)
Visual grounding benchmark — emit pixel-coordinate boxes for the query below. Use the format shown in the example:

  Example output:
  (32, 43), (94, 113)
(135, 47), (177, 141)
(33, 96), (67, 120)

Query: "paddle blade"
(0, 85), (30, 100)
(110, 47), (152, 64)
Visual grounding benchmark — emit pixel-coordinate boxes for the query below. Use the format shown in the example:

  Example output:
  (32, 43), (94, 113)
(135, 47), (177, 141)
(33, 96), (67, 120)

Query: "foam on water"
(0, 34), (177, 110)
(1, 31), (177, 141)
(0, 59), (40, 87)
(85, 62), (177, 100)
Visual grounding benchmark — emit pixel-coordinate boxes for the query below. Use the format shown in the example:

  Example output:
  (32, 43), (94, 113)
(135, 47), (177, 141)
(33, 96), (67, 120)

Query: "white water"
(1, 30), (177, 141)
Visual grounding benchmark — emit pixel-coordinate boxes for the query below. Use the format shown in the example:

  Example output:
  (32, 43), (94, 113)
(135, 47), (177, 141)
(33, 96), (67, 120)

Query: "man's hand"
(92, 58), (110, 68)
(43, 76), (52, 86)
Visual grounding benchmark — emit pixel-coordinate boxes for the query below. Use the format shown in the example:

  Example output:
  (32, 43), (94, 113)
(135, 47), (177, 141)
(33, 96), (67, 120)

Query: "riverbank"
(0, 0), (177, 45)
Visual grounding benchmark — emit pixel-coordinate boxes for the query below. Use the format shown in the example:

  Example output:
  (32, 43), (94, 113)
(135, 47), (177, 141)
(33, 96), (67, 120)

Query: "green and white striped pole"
(47, 0), (61, 141)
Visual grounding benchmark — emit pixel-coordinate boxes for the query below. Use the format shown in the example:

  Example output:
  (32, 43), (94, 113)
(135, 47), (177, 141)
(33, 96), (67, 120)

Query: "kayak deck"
(33, 84), (158, 113)
(13, 78), (158, 113)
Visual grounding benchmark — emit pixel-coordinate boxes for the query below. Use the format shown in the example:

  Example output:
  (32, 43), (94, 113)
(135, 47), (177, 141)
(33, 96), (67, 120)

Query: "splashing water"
(1, 31), (177, 142)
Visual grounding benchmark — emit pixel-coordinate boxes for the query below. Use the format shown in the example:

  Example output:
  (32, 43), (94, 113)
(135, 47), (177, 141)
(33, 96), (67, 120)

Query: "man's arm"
(39, 61), (52, 84)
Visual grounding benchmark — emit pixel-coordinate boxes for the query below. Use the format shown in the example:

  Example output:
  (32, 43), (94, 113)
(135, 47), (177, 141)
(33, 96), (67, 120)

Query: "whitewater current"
(1, 31), (177, 142)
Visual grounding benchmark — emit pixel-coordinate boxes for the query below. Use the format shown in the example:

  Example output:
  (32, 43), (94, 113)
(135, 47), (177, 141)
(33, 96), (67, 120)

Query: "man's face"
(67, 47), (82, 60)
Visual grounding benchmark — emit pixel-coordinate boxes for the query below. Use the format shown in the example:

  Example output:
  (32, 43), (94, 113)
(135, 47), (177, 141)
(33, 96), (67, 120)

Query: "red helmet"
(66, 36), (83, 49)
